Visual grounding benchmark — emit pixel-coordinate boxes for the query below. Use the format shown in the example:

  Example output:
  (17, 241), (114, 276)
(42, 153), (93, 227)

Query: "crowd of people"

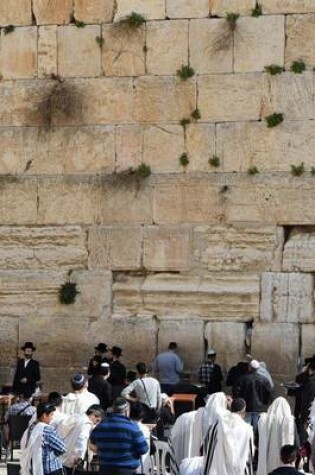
(3, 340), (315, 475)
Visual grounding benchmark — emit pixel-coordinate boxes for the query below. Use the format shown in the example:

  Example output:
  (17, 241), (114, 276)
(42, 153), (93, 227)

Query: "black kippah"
(231, 398), (246, 413)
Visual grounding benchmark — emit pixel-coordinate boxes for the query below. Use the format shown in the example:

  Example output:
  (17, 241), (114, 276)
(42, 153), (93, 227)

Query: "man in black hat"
(109, 346), (126, 399)
(12, 341), (41, 396)
(87, 343), (112, 378)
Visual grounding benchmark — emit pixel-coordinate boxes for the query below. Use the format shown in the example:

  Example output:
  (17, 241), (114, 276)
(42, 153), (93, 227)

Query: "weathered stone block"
(261, 272), (314, 323)
(144, 225), (190, 271)
(302, 324), (315, 362)
(262, 72), (314, 120)
(285, 15), (315, 68)
(0, 0), (32, 26)
(166, 0), (209, 18)
(209, 0), (255, 16)
(112, 314), (158, 366)
(0, 181), (37, 225)
(157, 318), (204, 370)
(0, 226), (87, 270)
(146, 21), (188, 75)
(133, 76), (196, 124)
(74, 0), (114, 23)
(113, 273), (260, 320)
(0, 318), (19, 366)
(102, 24), (145, 77)
(0, 27), (37, 79)
(115, 126), (143, 171)
(58, 25), (101, 78)
(88, 225), (143, 270)
(0, 127), (38, 174)
(251, 323), (299, 377)
(143, 126), (184, 173)
(114, 0), (165, 21)
(189, 19), (233, 74)
(38, 26), (57, 79)
(216, 121), (315, 172)
(262, 0), (315, 14)
(205, 322), (245, 370)
(185, 124), (216, 172)
(283, 227), (315, 272)
(198, 74), (262, 122)
(41, 367), (84, 394)
(234, 16), (285, 72)
(33, 0), (73, 25)
(193, 224), (283, 272)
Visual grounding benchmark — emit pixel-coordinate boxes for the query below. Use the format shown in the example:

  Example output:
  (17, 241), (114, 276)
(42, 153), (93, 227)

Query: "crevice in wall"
(30, 0), (37, 25)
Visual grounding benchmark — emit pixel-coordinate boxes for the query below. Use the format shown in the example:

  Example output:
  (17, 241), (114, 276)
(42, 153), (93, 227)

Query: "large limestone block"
(0, 0), (32, 26)
(113, 273), (260, 320)
(193, 224), (283, 272)
(205, 322), (245, 370)
(261, 272), (314, 323)
(0, 127), (38, 174)
(0, 180), (37, 225)
(157, 318), (204, 370)
(251, 323), (299, 377)
(185, 124), (216, 172)
(74, 0), (114, 23)
(0, 269), (112, 318)
(114, 0), (165, 21)
(40, 367), (84, 394)
(166, 0), (209, 18)
(189, 19), (233, 74)
(32, 0), (73, 25)
(37, 180), (102, 224)
(115, 126), (143, 171)
(0, 226), (87, 270)
(88, 225), (143, 270)
(210, 0), (255, 16)
(302, 324), (315, 361)
(143, 126), (184, 173)
(146, 20), (188, 75)
(285, 15), (315, 68)
(0, 27), (37, 79)
(112, 314), (158, 366)
(283, 227), (315, 272)
(198, 74), (263, 122)
(262, 0), (315, 15)
(38, 26), (57, 78)
(102, 24), (145, 77)
(144, 225), (191, 271)
(262, 72), (315, 120)
(0, 318), (19, 366)
(133, 76), (196, 124)
(58, 25), (101, 78)
(234, 16), (285, 72)
(216, 121), (315, 172)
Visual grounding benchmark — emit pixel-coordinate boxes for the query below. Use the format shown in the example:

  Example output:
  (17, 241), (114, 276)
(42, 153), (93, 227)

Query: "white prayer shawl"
(61, 390), (100, 417)
(202, 392), (228, 441)
(203, 412), (254, 475)
(20, 422), (46, 475)
(257, 397), (295, 475)
(170, 411), (197, 475)
(61, 414), (93, 468)
(180, 456), (204, 475)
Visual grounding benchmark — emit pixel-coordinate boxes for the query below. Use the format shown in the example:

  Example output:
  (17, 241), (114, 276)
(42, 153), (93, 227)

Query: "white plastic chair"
(152, 440), (171, 475)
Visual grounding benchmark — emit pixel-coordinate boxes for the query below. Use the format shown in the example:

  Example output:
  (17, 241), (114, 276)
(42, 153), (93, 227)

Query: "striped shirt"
(89, 413), (148, 470)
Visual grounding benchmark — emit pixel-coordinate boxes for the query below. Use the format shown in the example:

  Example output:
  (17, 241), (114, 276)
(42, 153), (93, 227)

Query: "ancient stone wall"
(0, 0), (315, 391)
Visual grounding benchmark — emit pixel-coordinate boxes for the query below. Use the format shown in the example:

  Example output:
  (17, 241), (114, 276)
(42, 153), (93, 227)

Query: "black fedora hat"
(21, 341), (36, 351)
(94, 343), (108, 353)
(111, 346), (122, 357)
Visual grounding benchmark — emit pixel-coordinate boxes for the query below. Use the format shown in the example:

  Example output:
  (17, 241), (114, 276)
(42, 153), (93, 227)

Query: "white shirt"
(122, 377), (162, 410)
(61, 389), (100, 417)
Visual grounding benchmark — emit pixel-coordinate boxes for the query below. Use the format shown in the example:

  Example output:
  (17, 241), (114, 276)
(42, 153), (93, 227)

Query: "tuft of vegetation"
(291, 163), (305, 177)
(264, 64), (283, 75)
(143, 44), (148, 53)
(177, 65), (195, 81)
(226, 12), (240, 30)
(219, 185), (230, 194)
(59, 282), (79, 305)
(3, 25), (15, 35)
(191, 108), (201, 121)
(180, 118), (191, 129)
(251, 3), (263, 17)
(96, 36), (104, 47)
(179, 153), (189, 167)
(133, 163), (151, 178)
(125, 11), (145, 28)
(209, 155), (220, 168)
(311, 167), (315, 176)
(247, 166), (259, 175)
(265, 112), (284, 128)
(74, 19), (86, 28)
(290, 60), (306, 74)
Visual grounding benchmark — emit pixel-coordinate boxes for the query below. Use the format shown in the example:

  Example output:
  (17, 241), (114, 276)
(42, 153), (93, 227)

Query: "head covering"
(112, 397), (129, 413)
(21, 341), (36, 351)
(250, 359), (260, 370)
(71, 373), (86, 386)
(37, 402), (56, 419)
(94, 343), (107, 353)
(202, 392), (228, 440)
(111, 346), (122, 357)
(207, 348), (216, 356)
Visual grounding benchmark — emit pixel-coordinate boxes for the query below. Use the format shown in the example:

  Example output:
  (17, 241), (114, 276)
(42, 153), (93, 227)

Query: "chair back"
(8, 415), (32, 441)
(7, 463), (20, 475)
(153, 440), (171, 475)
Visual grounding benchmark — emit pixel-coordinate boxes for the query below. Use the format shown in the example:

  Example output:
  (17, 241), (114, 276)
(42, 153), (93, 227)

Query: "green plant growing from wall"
(219, 185), (230, 194)
(179, 153), (189, 167)
(133, 163), (151, 178)
(264, 64), (283, 75)
(3, 25), (15, 35)
(291, 163), (305, 176)
(247, 166), (259, 175)
(177, 65), (195, 81)
(59, 276), (79, 305)
(226, 12), (240, 30)
(191, 108), (201, 121)
(124, 12), (145, 28)
(74, 19), (86, 28)
(212, 12), (239, 52)
(251, 3), (263, 17)
(180, 118), (191, 129)
(265, 113), (284, 128)
(96, 36), (104, 47)
(311, 167), (315, 176)
(290, 60), (306, 74)
(209, 155), (220, 168)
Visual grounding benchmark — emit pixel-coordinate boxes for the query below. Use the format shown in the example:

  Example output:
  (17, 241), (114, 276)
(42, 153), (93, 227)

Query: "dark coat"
(300, 373), (315, 423)
(235, 370), (273, 412)
(12, 358), (40, 395)
(88, 375), (112, 411)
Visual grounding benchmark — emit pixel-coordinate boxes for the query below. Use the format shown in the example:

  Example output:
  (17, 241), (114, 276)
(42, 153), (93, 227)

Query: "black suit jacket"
(13, 358), (40, 395)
